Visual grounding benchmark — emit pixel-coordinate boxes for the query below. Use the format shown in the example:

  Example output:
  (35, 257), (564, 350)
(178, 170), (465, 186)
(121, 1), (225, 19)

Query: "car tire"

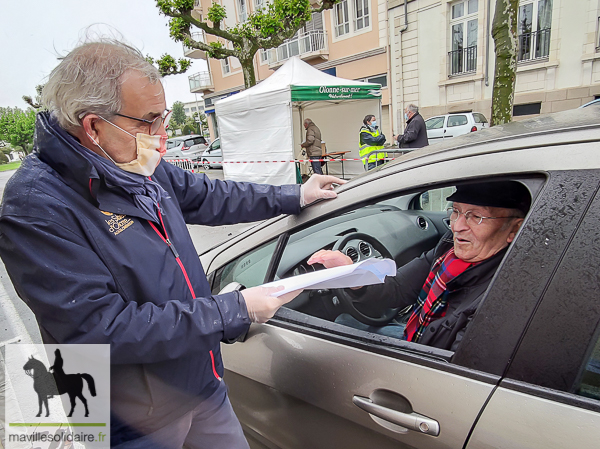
(202, 159), (211, 170)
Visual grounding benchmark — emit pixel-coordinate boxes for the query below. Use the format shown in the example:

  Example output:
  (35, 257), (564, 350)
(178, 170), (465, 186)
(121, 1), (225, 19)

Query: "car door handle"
(352, 395), (440, 437)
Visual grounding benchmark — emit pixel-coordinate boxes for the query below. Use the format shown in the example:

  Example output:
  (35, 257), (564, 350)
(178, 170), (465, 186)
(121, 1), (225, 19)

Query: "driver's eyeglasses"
(446, 207), (520, 226)
(113, 109), (172, 135)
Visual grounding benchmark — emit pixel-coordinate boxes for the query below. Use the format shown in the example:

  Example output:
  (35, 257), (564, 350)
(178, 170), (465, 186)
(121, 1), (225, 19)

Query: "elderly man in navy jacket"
(0, 40), (344, 449)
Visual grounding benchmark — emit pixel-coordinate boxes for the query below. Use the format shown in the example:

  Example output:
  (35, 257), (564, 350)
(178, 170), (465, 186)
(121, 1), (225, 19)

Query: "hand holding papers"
(262, 258), (397, 297)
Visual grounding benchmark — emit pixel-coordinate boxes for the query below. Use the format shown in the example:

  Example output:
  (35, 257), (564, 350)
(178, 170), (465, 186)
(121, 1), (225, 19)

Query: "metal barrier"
(164, 159), (195, 172)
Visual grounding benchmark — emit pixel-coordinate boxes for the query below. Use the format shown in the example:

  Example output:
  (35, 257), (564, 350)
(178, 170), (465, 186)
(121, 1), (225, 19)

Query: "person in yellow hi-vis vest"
(359, 115), (387, 171)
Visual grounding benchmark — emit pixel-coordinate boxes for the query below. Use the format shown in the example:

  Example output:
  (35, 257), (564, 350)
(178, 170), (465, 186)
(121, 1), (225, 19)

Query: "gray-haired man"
(0, 40), (344, 448)
(393, 104), (429, 149)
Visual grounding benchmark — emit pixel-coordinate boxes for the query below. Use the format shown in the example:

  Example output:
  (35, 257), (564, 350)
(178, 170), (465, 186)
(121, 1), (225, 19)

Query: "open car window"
(268, 178), (540, 356)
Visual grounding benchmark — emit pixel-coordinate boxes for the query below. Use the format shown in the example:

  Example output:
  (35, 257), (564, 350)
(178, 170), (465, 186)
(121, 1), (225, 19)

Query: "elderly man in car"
(308, 181), (530, 351)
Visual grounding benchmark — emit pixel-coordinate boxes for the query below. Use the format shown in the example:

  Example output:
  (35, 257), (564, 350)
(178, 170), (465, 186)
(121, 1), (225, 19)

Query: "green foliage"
(171, 101), (187, 126)
(147, 54), (192, 77)
(0, 107), (36, 155)
(155, 0), (337, 88)
(0, 152), (8, 164)
(207, 3), (227, 25)
(23, 84), (44, 110)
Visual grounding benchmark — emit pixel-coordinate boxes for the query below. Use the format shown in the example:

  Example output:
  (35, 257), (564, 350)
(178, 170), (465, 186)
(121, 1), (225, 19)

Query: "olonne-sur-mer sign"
(291, 85), (382, 101)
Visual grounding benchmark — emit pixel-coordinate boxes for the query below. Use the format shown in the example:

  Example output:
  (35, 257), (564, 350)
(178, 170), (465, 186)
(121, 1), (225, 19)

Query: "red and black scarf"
(404, 248), (473, 342)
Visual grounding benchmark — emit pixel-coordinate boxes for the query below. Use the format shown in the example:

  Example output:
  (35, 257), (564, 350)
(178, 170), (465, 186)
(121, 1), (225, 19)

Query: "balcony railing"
(188, 71), (213, 93)
(448, 46), (477, 76)
(518, 28), (551, 62)
(267, 30), (328, 65)
(183, 31), (207, 59)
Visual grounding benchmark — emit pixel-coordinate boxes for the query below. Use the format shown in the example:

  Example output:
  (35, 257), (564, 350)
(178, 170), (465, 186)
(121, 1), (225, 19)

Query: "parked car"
(195, 105), (600, 449)
(164, 134), (208, 164)
(580, 98), (600, 108)
(200, 137), (222, 170)
(425, 112), (488, 142)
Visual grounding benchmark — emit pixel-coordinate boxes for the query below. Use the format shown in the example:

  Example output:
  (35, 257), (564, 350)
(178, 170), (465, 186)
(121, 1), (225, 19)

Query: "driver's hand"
(241, 286), (303, 323)
(307, 250), (353, 268)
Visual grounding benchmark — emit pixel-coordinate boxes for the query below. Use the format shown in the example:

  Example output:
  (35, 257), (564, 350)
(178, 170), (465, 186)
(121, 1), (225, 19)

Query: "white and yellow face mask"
(88, 117), (167, 177)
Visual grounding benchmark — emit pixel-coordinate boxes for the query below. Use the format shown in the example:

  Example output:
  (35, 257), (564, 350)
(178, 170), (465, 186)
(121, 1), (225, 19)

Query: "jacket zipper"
(147, 207), (196, 299)
(209, 350), (222, 381)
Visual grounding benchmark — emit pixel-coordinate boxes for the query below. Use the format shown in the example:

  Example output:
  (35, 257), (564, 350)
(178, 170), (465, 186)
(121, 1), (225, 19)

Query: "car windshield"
(426, 117), (444, 130)
(473, 113), (488, 123)
(166, 140), (181, 150)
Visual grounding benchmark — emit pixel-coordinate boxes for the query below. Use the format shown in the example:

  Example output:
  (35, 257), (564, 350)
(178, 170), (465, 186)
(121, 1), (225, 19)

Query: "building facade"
(185, 0), (393, 140)
(182, 99), (206, 119)
(388, 0), (600, 134)
(186, 0), (600, 143)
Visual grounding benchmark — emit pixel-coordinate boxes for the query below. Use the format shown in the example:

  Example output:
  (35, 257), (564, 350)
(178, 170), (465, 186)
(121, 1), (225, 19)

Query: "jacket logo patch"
(103, 213), (134, 235)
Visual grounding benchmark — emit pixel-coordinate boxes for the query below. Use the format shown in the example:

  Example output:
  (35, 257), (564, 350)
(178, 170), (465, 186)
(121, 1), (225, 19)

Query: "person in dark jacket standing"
(393, 104), (429, 149)
(0, 40), (345, 449)
(300, 118), (323, 175)
(359, 115), (387, 171)
(307, 181), (530, 351)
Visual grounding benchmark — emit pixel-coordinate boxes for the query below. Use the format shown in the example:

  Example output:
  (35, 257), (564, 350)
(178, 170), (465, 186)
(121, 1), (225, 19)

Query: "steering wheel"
(331, 233), (402, 326)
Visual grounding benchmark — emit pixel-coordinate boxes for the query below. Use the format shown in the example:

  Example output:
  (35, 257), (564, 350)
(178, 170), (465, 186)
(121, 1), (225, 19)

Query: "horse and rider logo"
(23, 349), (96, 417)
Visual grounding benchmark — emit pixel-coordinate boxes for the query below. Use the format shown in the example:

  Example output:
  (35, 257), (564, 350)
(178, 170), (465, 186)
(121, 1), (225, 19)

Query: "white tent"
(215, 57), (382, 184)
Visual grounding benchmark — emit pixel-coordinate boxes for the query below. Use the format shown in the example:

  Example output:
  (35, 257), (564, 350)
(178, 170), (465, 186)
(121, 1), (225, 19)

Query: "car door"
(444, 114), (469, 138)
(207, 138), (222, 167)
(471, 112), (489, 131)
(464, 170), (600, 448)
(215, 171), (552, 449)
(425, 116), (446, 142)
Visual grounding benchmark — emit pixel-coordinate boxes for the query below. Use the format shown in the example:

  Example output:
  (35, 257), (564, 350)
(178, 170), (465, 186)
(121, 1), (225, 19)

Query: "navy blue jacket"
(0, 113), (301, 442)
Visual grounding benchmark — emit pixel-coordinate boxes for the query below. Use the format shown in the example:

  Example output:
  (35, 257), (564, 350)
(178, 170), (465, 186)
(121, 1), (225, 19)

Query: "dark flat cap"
(447, 181), (531, 214)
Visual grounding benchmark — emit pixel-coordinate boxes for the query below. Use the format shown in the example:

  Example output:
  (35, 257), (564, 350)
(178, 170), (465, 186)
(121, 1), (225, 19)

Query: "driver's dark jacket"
(360, 231), (506, 351)
(0, 113), (301, 443)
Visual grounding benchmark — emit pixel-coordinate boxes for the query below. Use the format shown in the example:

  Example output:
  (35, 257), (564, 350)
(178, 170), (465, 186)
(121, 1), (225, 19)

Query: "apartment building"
(388, 0), (600, 133)
(185, 0), (393, 140)
(182, 99), (206, 118)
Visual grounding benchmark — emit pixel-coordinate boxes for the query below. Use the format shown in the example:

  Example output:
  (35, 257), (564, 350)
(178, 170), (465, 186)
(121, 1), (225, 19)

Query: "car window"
(212, 239), (278, 294)
(166, 140), (180, 150)
(425, 117), (444, 130)
(184, 139), (196, 147)
(193, 137), (206, 145)
(472, 113), (488, 124)
(576, 335), (600, 401)
(447, 115), (468, 127)
(211, 139), (221, 150)
(419, 187), (456, 211)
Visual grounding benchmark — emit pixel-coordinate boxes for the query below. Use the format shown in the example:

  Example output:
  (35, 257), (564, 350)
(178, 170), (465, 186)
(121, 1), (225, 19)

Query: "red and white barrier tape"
(164, 157), (397, 165)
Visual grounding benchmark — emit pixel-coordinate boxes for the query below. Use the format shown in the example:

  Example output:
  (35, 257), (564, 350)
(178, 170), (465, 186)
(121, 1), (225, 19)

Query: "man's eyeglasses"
(113, 110), (172, 135)
(446, 207), (520, 226)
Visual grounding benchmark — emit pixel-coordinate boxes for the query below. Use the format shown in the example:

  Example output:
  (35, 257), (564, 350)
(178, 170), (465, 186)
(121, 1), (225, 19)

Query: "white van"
(425, 112), (489, 142)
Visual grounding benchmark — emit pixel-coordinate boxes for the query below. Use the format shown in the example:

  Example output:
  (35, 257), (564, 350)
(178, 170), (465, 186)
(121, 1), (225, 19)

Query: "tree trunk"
(491, 0), (519, 126)
(240, 57), (257, 89)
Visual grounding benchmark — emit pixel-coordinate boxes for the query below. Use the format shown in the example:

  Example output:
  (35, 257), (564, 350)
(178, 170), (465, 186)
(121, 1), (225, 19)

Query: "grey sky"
(0, 0), (207, 109)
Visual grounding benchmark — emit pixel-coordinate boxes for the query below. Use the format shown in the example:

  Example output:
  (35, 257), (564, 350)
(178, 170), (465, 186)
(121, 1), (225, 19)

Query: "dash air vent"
(358, 241), (371, 257)
(345, 247), (359, 263)
(416, 216), (428, 230)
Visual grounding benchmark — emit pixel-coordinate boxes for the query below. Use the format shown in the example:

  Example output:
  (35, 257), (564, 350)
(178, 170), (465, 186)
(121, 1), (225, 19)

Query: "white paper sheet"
(262, 258), (397, 297)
